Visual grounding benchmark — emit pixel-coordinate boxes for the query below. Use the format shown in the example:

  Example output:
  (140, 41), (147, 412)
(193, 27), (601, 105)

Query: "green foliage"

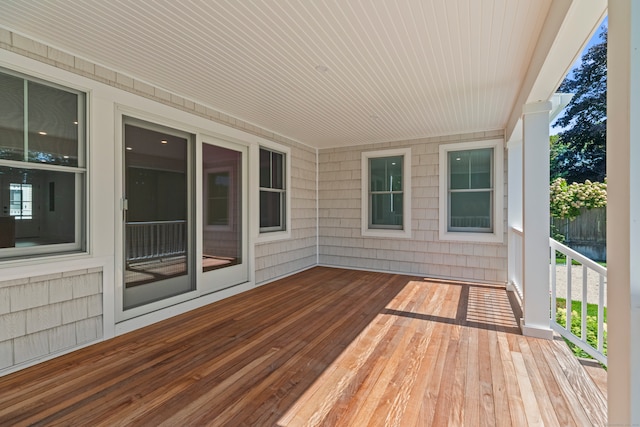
(555, 298), (607, 361)
(550, 177), (607, 220)
(550, 223), (565, 243)
(550, 134), (569, 182)
(551, 27), (607, 183)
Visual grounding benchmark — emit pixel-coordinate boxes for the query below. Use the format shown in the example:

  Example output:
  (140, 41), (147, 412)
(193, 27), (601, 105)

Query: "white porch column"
(520, 101), (553, 339)
(507, 138), (523, 292)
(608, 1), (640, 424)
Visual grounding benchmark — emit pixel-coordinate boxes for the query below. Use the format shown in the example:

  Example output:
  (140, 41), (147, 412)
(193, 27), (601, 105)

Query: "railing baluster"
(566, 255), (572, 332)
(581, 264), (588, 342)
(551, 246), (557, 322)
(598, 274), (605, 353)
(125, 220), (187, 263)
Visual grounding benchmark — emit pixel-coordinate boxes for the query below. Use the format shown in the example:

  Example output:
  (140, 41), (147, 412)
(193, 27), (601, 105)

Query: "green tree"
(550, 134), (569, 181)
(552, 28), (607, 183)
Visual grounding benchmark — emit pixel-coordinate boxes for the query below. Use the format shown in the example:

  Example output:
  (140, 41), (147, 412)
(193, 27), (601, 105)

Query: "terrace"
(1, 1), (639, 425)
(0, 267), (606, 426)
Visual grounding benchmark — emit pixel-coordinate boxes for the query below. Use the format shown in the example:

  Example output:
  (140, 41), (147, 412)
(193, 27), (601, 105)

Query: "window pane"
(0, 166), (77, 246)
(260, 191), (282, 228)
(0, 72), (24, 161)
(124, 124), (190, 306)
(9, 183), (32, 219)
(271, 151), (284, 190)
(370, 158), (386, 191)
(28, 81), (80, 167)
(388, 158), (402, 191)
(450, 149), (493, 190)
(450, 191), (492, 230)
(207, 172), (229, 225)
(371, 193), (403, 227)
(470, 148), (492, 188)
(370, 156), (402, 192)
(449, 151), (470, 189)
(202, 143), (242, 272)
(259, 148), (270, 188)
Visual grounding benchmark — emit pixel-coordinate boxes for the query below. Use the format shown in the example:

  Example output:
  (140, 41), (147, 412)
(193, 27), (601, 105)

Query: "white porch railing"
(549, 238), (607, 365)
(508, 227), (524, 299)
(126, 220), (187, 263)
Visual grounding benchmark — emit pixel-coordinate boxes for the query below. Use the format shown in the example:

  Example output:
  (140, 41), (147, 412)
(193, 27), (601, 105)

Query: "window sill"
(361, 228), (412, 239)
(439, 230), (504, 243)
(256, 230), (291, 243)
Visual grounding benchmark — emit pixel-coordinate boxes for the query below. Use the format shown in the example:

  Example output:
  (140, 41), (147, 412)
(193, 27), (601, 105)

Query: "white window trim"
(439, 139), (504, 243)
(254, 141), (291, 243)
(0, 67), (88, 261)
(361, 147), (412, 239)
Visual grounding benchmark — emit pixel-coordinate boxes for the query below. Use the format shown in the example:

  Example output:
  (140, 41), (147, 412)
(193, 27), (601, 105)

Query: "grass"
(554, 297), (607, 364)
(554, 254), (607, 267)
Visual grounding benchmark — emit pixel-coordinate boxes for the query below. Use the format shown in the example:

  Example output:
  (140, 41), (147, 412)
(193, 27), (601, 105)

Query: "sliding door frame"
(196, 135), (249, 295)
(114, 107), (255, 323)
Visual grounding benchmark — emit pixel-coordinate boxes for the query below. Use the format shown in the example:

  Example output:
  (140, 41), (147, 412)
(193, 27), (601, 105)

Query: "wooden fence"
(551, 207), (606, 261)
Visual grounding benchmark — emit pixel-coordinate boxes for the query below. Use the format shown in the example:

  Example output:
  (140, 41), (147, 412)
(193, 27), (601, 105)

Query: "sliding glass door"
(123, 119), (194, 311)
(119, 118), (248, 319)
(200, 138), (248, 294)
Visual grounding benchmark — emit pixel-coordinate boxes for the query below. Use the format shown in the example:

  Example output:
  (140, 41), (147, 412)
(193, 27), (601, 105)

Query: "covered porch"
(3, 0), (640, 424)
(0, 267), (606, 426)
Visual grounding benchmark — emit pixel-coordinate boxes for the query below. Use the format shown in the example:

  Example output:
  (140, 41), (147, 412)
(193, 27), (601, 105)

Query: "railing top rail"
(126, 220), (187, 226)
(549, 237), (607, 276)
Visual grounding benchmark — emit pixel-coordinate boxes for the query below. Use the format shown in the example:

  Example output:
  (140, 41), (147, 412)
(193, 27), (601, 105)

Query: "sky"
(550, 16), (608, 135)
(574, 16), (608, 69)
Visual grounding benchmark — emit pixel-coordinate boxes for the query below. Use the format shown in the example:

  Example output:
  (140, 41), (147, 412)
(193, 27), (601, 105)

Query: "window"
(9, 183), (32, 219)
(259, 147), (286, 232)
(439, 139), (503, 242)
(0, 68), (86, 258)
(361, 148), (411, 238)
(206, 171), (230, 226)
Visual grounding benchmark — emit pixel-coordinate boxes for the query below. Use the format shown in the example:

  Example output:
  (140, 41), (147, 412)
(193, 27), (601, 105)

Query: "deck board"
(0, 267), (607, 426)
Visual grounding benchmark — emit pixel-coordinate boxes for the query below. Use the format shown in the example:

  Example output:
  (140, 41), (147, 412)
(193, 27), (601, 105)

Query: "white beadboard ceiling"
(0, 0), (556, 149)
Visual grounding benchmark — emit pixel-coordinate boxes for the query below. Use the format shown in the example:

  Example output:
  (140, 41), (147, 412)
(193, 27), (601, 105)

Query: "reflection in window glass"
(207, 172), (229, 226)
(1, 166), (77, 245)
(28, 81), (80, 167)
(202, 143), (242, 273)
(123, 123), (192, 309)
(0, 72), (24, 161)
(9, 183), (32, 219)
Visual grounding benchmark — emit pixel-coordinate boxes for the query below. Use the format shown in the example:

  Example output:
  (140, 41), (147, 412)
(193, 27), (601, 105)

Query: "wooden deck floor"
(0, 267), (607, 426)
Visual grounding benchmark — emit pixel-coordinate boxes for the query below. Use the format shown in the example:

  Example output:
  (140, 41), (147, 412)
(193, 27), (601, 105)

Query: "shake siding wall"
(0, 269), (103, 371)
(318, 131), (508, 284)
(0, 30), (318, 374)
(0, 30), (317, 286)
